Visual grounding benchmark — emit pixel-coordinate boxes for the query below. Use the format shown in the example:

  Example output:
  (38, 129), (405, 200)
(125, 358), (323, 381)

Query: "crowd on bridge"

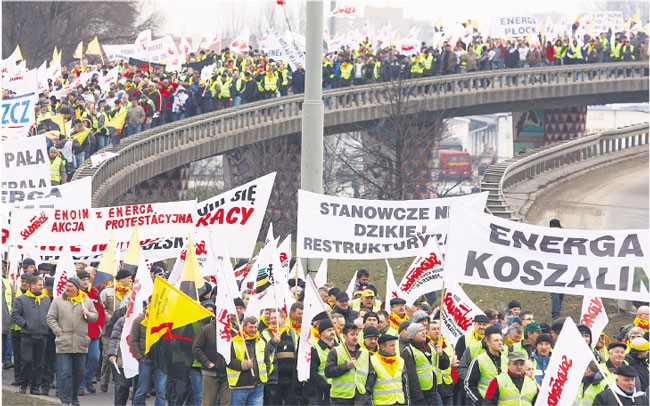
(3, 249), (650, 406)
(2, 24), (648, 186)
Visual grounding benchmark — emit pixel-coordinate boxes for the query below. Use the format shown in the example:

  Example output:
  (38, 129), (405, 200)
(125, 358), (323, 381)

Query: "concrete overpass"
(73, 62), (648, 207)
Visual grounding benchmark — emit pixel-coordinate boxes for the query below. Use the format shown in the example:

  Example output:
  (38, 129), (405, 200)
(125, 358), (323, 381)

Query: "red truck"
(438, 150), (472, 181)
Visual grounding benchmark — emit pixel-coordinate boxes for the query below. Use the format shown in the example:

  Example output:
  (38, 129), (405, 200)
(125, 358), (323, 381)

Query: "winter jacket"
(593, 384), (648, 405)
(192, 320), (228, 378)
(107, 316), (125, 368)
(128, 313), (147, 362)
(47, 293), (98, 353)
(12, 292), (51, 336)
(84, 286), (106, 340)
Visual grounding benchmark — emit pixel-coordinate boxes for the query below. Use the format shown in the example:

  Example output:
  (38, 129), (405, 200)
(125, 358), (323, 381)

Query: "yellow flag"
(97, 231), (117, 277)
(106, 109), (127, 135)
(74, 41), (84, 59)
(178, 234), (205, 300)
(13, 45), (23, 62)
(123, 226), (141, 266)
(145, 276), (213, 354)
(52, 46), (60, 64)
(87, 36), (101, 55)
(72, 128), (91, 145)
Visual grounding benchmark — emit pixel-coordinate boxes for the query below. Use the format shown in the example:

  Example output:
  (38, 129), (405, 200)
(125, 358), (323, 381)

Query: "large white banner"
(490, 15), (538, 38)
(297, 191), (488, 259)
(1, 135), (51, 201)
(445, 205), (650, 301)
(581, 11), (624, 34)
(102, 43), (142, 62)
(11, 200), (197, 246)
(2, 69), (38, 95)
(537, 318), (593, 406)
(5, 172), (91, 208)
(263, 28), (305, 71)
(398, 236), (445, 305)
(1, 92), (38, 140)
(196, 172), (275, 259)
(440, 282), (485, 346)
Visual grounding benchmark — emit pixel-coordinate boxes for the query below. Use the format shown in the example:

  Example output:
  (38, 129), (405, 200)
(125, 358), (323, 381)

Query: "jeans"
(96, 134), (109, 150)
(127, 124), (142, 136)
(133, 360), (167, 406)
(80, 338), (100, 388)
(20, 335), (46, 390)
(74, 152), (84, 169)
(230, 384), (264, 406)
(551, 293), (564, 320)
(11, 330), (22, 384)
(57, 353), (87, 404)
(234, 96), (242, 106)
(173, 368), (203, 406)
(142, 123), (151, 132)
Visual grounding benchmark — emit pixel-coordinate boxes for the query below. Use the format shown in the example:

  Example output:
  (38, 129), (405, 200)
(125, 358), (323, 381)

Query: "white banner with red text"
(579, 296), (609, 348)
(440, 282), (485, 346)
(445, 205), (649, 301)
(297, 191), (488, 259)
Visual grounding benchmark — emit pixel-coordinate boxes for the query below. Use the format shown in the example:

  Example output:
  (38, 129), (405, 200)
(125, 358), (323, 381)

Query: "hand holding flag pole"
(593, 353), (623, 406)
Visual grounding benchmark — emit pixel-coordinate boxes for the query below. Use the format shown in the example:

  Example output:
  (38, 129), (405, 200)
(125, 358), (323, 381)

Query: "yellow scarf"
(634, 317), (649, 332)
(268, 325), (289, 336)
(240, 330), (260, 342)
(473, 330), (485, 341)
(25, 290), (47, 305)
(115, 283), (132, 302)
(375, 353), (400, 377)
(505, 335), (520, 347)
(311, 326), (321, 341)
(389, 312), (409, 330)
(288, 318), (301, 335)
(67, 290), (87, 304)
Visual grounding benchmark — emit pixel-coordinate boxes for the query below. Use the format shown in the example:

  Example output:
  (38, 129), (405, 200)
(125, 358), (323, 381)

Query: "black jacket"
(12, 293), (51, 336)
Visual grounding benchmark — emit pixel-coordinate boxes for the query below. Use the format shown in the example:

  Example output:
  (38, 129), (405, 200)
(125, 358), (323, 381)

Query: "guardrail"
(72, 61), (648, 207)
(481, 122), (650, 220)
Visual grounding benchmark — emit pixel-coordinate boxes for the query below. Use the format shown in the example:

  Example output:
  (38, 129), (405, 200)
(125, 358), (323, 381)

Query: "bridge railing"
(480, 122), (650, 220)
(72, 61), (648, 206)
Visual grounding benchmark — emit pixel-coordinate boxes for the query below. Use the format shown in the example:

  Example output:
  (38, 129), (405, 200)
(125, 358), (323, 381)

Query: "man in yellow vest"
(574, 361), (607, 405)
(309, 319), (337, 405)
(325, 323), (372, 405)
(369, 334), (406, 405)
(464, 325), (509, 405)
(2, 259), (14, 370)
(402, 323), (449, 405)
(48, 147), (67, 186)
(482, 350), (538, 405)
(10, 272), (32, 387)
(226, 315), (272, 405)
(428, 320), (455, 405)
(388, 298), (408, 334)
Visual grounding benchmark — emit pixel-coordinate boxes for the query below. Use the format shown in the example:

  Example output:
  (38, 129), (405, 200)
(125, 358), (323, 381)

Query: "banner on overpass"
(490, 15), (538, 38)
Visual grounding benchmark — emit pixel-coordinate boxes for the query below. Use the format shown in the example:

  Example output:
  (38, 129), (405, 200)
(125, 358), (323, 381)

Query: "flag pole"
(324, 309), (353, 360)
(435, 281), (446, 369)
(294, 258), (300, 302)
(230, 312), (255, 377)
(593, 354), (623, 406)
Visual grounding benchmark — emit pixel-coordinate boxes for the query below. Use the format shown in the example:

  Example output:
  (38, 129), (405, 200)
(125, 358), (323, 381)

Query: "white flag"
(278, 234), (292, 276)
(297, 275), (330, 381)
(537, 317), (593, 406)
(52, 246), (74, 297)
(345, 270), (357, 299)
(398, 237), (445, 306)
(212, 235), (239, 364)
(244, 242), (282, 317)
(313, 259), (327, 288)
(440, 282), (485, 345)
(134, 29), (152, 49)
(120, 254), (154, 378)
(579, 296), (609, 349)
(384, 260), (399, 312)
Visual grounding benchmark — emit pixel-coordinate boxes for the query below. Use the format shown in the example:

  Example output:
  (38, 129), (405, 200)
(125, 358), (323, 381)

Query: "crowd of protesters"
(6, 27), (646, 185)
(2, 253), (649, 406)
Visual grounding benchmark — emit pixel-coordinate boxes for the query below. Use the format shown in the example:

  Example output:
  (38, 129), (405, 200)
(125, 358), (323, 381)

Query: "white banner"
(440, 282), (485, 346)
(297, 275), (330, 382)
(384, 260), (400, 312)
(581, 12), (624, 34)
(1, 92), (38, 138)
(11, 200), (197, 246)
(1, 135), (50, 201)
(579, 296), (608, 348)
(168, 229), (217, 285)
(537, 318), (593, 406)
(196, 172), (275, 259)
(102, 43), (143, 62)
(213, 236), (239, 365)
(143, 36), (181, 64)
(297, 191), (488, 259)
(2, 69), (38, 95)
(263, 28), (305, 71)
(5, 171), (91, 208)
(446, 205), (649, 301)
(398, 236), (445, 305)
(490, 15), (538, 38)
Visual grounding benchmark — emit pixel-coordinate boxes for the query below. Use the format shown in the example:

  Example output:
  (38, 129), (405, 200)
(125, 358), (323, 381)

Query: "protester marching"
(2, 7), (650, 406)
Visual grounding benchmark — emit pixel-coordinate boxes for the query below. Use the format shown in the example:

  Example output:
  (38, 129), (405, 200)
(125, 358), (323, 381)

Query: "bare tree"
(2, 1), (163, 66)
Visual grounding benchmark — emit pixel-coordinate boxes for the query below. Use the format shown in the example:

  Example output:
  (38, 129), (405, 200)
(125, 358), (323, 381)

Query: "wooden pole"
(231, 312), (255, 377)
(294, 258), (300, 302)
(435, 282), (446, 369)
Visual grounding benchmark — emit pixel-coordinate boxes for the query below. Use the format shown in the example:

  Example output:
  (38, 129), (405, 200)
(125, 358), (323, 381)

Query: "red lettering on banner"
(196, 207), (254, 227)
(279, 252), (288, 264)
(580, 298), (603, 328)
(125, 280), (142, 317)
(547, 355), (573, 406)
(217, 309), (231, 341)
(400, 252), (442, 292)
(20, 212), (48, 240)
(56, 273), (69, 296)
(2, 228), (8, 245)
(51, 221), (85, 232)
(444, 292), (473, 330)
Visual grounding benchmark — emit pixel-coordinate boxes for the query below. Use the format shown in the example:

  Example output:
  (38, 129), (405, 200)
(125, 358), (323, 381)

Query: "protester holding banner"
(464, 325), (509, 405)
(402, 323), (449, 405)
(193, 316), (231, 406)
(47, 277), (99, 406)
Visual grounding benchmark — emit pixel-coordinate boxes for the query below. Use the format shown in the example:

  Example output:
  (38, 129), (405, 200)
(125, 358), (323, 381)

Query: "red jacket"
(85, 287), (106, 340)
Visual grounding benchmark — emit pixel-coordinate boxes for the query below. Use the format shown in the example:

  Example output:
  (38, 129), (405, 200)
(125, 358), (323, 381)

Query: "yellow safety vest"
(330, 346), (369, 399)
(226, 338), (268, 387)
(495, 373), (537, 405)
(370, 354), (405, 405)
(409, 343), (439, 391)
(476, 351), (509, 397)
(10, 289), (23, 331)
(2, 278), (12, 313)
(264, 74), (278, 92)
(278, 69), (289, 86)
(570, 44), (583, 59)
(574, 377), (607, 406)
(50, 156), (63, 182)
(438, 337), (454, 385)
(340, 64), (353, 80)
(610, 43), (622, 59)
(219, 78), (232, 99)
(410, 58), (424, 73)
(424, 54), (434, 70)
(351, 299), (381, 312)
(314, 343), (334, 384)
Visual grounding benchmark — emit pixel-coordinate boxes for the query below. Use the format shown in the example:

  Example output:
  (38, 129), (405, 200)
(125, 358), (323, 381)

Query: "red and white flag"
(230, 33), (250, 53)
(244, 241), (283, 317)
(440, 282), (485, 345)
(537, 317), (593, 406)
(384, 260), (399, 312)
(211, 235), (239, 364)
(398, 237), (444, 306)
(330, 2), (359, 18)
(579, 296), (609, 348)
(52, 246), (74, 297)
(120, 249), (154, 378)
(179, 37), (192, 57)
(297, 275), (329, 381)
(134, 29), (152, 50)
(278, 234), (291, 276)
